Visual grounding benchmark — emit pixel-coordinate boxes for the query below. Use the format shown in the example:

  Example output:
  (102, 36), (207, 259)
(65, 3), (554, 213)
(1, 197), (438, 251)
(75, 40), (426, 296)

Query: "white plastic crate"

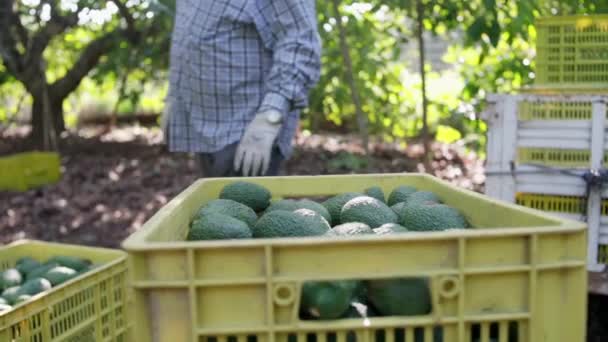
(483, 93), (608, 272)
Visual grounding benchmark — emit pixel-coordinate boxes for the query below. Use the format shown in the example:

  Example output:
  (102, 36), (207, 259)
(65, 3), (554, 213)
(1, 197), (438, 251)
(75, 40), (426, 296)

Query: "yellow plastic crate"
(534, 14), (608, 92)
(0, 240), (131, 341)
(516, 99), (604, 121)
(0, 152), (61, 192)
(514, 99), (608, 168)
(122, 174), (587, 342)
(515, 193), (608, 264)
(516, 147), (608, 168)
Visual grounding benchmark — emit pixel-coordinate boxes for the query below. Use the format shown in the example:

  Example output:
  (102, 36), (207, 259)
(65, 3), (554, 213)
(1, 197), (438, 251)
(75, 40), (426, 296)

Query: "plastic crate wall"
(483, 93), (608, 271)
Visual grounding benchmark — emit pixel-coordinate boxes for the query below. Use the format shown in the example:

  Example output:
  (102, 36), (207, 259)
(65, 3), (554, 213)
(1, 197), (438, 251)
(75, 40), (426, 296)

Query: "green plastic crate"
(534, 14), (608, 92)
(123, 174), (587, 342)
(0, 152), (61, 192)
(0, 240), (131, 341)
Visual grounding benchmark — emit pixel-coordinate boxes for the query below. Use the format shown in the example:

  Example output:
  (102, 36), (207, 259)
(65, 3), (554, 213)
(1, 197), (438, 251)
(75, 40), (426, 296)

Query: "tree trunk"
(331, 0), (369, 156)
(30, 92), (64, 149)
(416, 0), (431, 170)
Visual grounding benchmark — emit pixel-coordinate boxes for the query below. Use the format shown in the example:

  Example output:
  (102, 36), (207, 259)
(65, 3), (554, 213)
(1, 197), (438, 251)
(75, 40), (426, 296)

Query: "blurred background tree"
(0, 0), (173, 147)
(1, 0), (607, 151)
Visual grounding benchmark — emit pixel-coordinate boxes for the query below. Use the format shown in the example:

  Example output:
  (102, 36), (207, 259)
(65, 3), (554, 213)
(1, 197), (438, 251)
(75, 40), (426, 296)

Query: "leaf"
(488, 19), (501, 47)
(466, 17), (485, 43)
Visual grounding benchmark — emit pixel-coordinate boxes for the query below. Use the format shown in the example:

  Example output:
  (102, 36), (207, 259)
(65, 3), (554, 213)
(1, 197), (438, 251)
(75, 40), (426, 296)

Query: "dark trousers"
(198, 142), (284, 177)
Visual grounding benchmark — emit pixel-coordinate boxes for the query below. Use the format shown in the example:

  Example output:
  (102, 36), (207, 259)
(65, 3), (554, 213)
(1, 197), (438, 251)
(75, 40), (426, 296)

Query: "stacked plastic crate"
(484, 15), (608, 271)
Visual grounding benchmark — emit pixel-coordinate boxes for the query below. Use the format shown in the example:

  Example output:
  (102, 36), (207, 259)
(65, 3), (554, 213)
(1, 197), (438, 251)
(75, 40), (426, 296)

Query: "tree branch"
(12, 13), (29, 48)
(111, 0), (139, 43)
(50, 30), (122, 98)
(26, 10), (78, 66)
(331, 0), (369, 156)
(0, 0), (25, 76)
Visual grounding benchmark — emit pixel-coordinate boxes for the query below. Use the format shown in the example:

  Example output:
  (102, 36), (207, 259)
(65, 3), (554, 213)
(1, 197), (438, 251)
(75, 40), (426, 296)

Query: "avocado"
(364, 186), (385, 203)
(26, 262), (60, 281)
(188, 212), (252, 241)
(18, 278), (52, 296)
(373, 223), (409, 235)
(387, 186), (417, 206)
(44, 266), (78, 286)
(367, 278), (432, 316)
(405, 191), (441, 205)
(301, 280), (361, 319)
(340, 196), (398, 228)
(327, 222), (373, 236)
(322, 192), (363, 225)
(195, 199), (258, 227)
(1, 269), (22, 290)
(293, 209), (331, 232)
(46, 256), (91, 272)
(219, 181), (272, 212)
(266, 199), (332, 223)
(398, 204), (469, 231)
(16, 258), (42, 275)
(1, 286), (21, 305)
(253, 210), (329, 238)
(14, 294), (32, 305)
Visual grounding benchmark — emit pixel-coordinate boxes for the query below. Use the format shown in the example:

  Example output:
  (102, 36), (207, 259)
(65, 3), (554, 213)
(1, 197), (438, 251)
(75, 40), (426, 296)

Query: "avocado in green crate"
(300, 280), (362, 320)
(46, 255), (92, 272)
(1, 286), (21, 305)
(219, 181), (272, 212)
(15, 257), (42, 274)
(322, 192), (363, 225)
(44, 266), (79, 286)
(326, 222), (373, 236)
(195, 199), (258, 227)
(340, 196), (398, 228)
(398, 203), (469, 231)
(373, 223), (409, 235)
(0, 254), (102, 310)
(1, 268), (22, 290)
(387, 185), (417, 206)
(266, 199), (331, 223)
(253, 209), (329, 238)
(364, 186), (385, 203)
(18, 278), (52, 296)
(26, 262), (60, 281)
(188, 212), (252, 241)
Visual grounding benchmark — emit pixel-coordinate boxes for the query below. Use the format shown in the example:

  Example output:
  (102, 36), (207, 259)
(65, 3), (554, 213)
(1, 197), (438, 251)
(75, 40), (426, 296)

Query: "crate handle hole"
(273, 283), (295, 306)
(438, 276), (460, 299)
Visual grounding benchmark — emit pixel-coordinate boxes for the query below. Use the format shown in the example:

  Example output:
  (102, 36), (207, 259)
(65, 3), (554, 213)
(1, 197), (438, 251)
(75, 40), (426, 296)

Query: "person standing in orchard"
(162, 0), (322, 177)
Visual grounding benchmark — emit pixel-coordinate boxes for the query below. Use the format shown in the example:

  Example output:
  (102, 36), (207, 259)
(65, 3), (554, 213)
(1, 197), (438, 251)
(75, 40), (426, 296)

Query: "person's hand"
(234, 109), (283, 176)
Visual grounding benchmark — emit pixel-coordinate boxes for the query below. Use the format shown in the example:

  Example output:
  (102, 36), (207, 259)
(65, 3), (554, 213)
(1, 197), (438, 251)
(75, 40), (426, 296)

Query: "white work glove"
(234, 109), (283, 176)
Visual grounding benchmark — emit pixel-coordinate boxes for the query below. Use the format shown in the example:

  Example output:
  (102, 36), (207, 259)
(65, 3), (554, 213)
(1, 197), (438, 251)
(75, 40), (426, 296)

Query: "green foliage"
(307, 0), (608, 152)
(3, 0), (608, 154)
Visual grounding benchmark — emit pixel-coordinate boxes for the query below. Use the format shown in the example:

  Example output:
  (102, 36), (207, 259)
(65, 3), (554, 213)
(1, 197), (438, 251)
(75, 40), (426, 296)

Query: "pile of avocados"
(0, 255), (94, 313)
(187, 181), (471, 324)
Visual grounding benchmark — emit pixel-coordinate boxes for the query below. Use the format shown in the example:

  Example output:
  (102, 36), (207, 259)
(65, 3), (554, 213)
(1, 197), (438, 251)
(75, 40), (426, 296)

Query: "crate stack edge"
(484, 93), (608, 271)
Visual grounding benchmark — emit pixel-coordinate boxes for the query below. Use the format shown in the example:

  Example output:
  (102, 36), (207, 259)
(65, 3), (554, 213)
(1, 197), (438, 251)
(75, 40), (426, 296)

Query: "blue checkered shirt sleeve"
(166, 0), (321, 157)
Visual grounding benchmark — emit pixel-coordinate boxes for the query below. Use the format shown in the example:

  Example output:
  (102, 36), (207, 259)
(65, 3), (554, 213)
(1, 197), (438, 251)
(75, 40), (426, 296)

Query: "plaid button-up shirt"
(165, 0), (322, 158)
